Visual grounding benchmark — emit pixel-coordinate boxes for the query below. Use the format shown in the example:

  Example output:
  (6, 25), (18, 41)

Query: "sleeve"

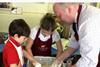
(30, 27), (38, 40)
(76, 17), (100, 67)
(52, 31), (60, 42)
(7, 48), (19, 65)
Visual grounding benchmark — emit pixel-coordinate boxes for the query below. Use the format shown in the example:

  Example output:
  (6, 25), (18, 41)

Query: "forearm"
(56, 49), (63, 58)
(26, 48), (33, 57)
(23, 50), (36, 63)
(57, 47), (76, 62)
(26, 38), (34, 57)
(56, 40), (63, 58)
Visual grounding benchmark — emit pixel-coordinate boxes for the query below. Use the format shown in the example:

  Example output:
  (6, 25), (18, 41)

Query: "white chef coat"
(30, 26), (60, 43)
(69, 4), (100, 67)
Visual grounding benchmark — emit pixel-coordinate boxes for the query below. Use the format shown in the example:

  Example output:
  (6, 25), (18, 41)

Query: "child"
(3, 19), (40, 67)
(26, 13), (63, 58)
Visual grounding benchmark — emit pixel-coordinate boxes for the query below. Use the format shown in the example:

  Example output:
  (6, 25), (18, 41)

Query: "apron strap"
(97, 53), (100, 67)
(72, 5), (82, 41)
(8, 39), (24, 66)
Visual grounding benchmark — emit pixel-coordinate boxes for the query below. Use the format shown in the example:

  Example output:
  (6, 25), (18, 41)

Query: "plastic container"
(27, 56), (65, 67)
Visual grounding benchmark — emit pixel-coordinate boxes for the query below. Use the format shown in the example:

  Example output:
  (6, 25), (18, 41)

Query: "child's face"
(14, 34), (28, 44)
(18, 36), (28, 44)
(41, 29), (53, 37)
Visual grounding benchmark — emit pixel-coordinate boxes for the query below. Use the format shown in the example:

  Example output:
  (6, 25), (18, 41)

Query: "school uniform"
(30, 27), (60, 56)
(3, 37), (23, 67)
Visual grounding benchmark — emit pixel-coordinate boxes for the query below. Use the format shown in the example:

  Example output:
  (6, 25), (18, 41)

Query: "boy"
(3, 19), (39, 67)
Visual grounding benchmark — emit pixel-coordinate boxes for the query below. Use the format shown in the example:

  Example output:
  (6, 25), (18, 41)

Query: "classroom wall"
(1, 3), (100, 32)
(0, 3), (53, 32)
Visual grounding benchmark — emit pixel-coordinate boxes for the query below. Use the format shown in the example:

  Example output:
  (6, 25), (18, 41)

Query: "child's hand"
(32, 61), (41, 67)
(51, 59), (62, 67)
(34, 62), (41, 67)
(18, 61), (22, 67)
(53, 58), (63, 65)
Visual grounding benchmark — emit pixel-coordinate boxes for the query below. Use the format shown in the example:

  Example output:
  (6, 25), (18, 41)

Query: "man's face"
(53, 4), (74, 25)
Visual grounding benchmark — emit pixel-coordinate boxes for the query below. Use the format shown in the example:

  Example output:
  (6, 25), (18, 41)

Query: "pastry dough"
(50, 62), (62, 67)
(35, 63), (41, 67)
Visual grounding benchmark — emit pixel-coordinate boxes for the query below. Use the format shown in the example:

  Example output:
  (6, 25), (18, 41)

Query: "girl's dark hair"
(40, 13), (57, 32)
(9, 19), (30, 37)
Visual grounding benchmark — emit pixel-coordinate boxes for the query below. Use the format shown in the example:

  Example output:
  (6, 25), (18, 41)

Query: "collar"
(75, 4), (82, 23)
(9, 36), (21, 47)
(39, 31), (50, 41)
(77, 4), (82, 22)
(76, 4), (87, 26)
(75, 13), (78, 23)
(75, 4), (87, 23)
(81, 4), (87, 13)
(74, 4), (82, 29)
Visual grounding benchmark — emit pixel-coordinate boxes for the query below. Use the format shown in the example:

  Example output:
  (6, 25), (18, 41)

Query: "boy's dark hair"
(40, 13), (57, 32)
(9, 19), (30, 37)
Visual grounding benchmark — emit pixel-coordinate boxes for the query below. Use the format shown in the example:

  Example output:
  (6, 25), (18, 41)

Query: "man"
(53, 3), (100, 67)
